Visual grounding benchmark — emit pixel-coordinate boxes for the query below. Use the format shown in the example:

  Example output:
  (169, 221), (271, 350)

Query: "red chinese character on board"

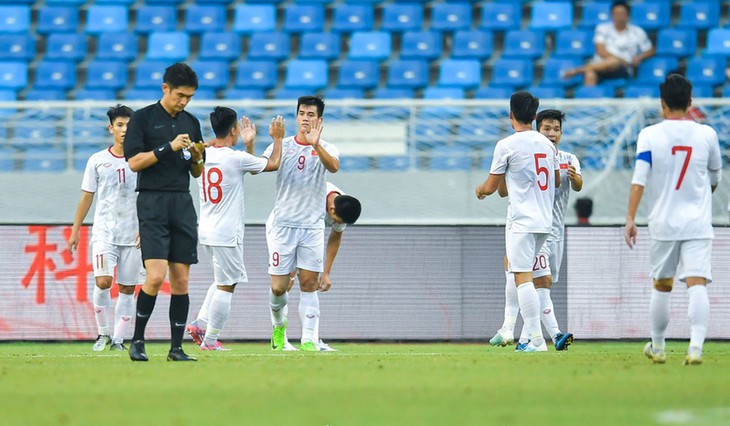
(21, 226), (57, 304)
(55, 226), (93, 302)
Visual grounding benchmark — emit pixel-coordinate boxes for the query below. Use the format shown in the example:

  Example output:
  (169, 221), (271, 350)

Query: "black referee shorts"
(137, 191), (198, 265)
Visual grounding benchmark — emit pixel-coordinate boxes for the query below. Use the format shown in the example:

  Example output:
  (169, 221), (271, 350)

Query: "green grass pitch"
(2, 341), (729, 426)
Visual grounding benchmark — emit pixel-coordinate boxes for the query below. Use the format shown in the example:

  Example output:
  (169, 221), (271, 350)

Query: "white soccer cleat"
(92, 334), (111, 352)
(317, 340), (337, 352)
(282, 340), (298, 351)
(644, 342), (666, 364)
(522, 341), (548, 352)
(489, 329), (514, 347)
(683, 346), (703, 366)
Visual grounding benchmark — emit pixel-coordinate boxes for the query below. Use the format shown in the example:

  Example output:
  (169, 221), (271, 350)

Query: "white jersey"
(549, 150), (582, 241)
(81, 147), (138, 246)
(631, 119), (722, 241)
(593, 22), (652, 64)
(325, 182), (347, 233)
(490, 130), (557, 234)
(265, 136), (340, 229)
(197, 146), (268, 247)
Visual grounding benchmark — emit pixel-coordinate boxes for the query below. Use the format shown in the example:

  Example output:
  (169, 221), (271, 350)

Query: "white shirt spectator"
(593, 22), (652, 64)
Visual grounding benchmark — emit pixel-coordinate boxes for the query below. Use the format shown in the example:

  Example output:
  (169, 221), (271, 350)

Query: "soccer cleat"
(167, 347), (197, 361)
(109, 342), (127, 351)
(300, 341), (318, 352)
(282, 341), (299, 351)
(129, 340), (148, 362)
(271, 320), (288, 351)
(523, 341), (549, 352)
(92, 335), (111, 352)
(683, 346), (703, 366)
(514, 341), (529, 352)
(644, 342), (666, 364)
(186, 322), (205, 346)
(200, 340), (230, 351)
(489, 330), (514, 347)
(317, 340), (337, 352)
(554, 332), (574, 351)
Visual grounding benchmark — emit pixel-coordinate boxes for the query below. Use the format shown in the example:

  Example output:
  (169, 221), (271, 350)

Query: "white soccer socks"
(203, 290), (232, 346)
(687, 285), (709, 352)
(649, 289), (671, 351)
(502, 271), (519, 337)
(537, 288), (561, 341)
(112, 292), (135, 344)
(269, 288), (288, 327)
(516, 282), (544, 347)
(195, 283), (217, 328)
(299, 291), (320, 344)
(92, 285), (111, 336)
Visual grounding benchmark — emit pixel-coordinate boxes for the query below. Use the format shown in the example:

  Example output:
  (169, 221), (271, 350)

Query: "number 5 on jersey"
(534, 153), (549, 191)
(201, 167), (223, 204)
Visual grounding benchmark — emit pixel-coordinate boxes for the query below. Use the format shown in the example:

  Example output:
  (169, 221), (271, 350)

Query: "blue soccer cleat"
(515, 341), (529, 352)
(554, 332), (574, 351)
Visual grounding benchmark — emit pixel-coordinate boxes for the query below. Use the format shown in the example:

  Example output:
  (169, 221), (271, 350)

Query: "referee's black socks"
(169, 294), (190, 349)
(133, 289), (157, 341)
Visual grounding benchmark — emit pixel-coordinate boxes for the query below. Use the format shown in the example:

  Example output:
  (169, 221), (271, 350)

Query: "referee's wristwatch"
(195, 158), (204, 165)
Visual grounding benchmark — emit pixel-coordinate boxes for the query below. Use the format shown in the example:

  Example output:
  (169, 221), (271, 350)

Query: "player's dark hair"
(575, 197), (593, 218)
(163, 62), (198, 89)
(660, 74), (692, 111)
(536, 109), (566, 131)
(334, 195), (361, 225)
(510, 91), (539, 125)
(210, 106), (238, 139)
(297, 96), (325, 117)
(107, 104), (133, 125)
(611, 1), (630, 14)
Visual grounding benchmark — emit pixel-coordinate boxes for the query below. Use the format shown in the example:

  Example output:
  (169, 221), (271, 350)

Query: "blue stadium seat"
(0, 6), (29, 34)
(386, 60), (429, 88)
(325, 87), (365, 99)
(248, 33), (290, 60)
(96, 33), (137, 61)
(285, 60), (328, 90)
(73, 147), (98, 172)
(630, 1), (670, 31)
(37, 7), (78, 34)
(45, 0), (84, 4)
(135, 6), (176, 34)
(284, 5), (325, 33)
(134, 60), (168, 89)
(693, 84), (714, 98)
(431, 3), (471, 32)
(400, 31), (441, 60)
(0, 147), (16, 172)
(185, 5), (226, 34)
(46, 34), (87, 62)
(0, 62), (28, 90)
(96, 0), (134, 3)
(529, 2), (573, 31)
(192, 90), (216, 100)
(429, 146), (473, 171)
(480, 3), (520, 32)
(686, 56), (726, 86)
(86, 60), (127, 90)
(224, 89), (265, 99)
(474, 86), (511, 99)
(422, 87), (465, 118)
(147, 32), (190, 61)
(299, 32), (340, 60)
(331, 4), (373, 33)
(502, 30), (545, 59)
(541, 57), (583, 87)
(554, 30), (594, 58)
(190, 60), (229, 91)
(86, 6), (128, 34)
(528, 86), (565, 99)
(35, 60), (76, 90)
(705, 29), (730, 57)
(624, 84), (659, 98)
(376, 156), (410, 171)
(676, 1), (720, 30)
(233, 5), (276, 33)
(348, 31), (391, 60)
(0, 35), (34, 60)
(490, 59), (533, 88)
(452, 31), (493, 59)
(199, 32), (240, 61)
(338, 60), (379, 89)
(579, 2), (610, 29)
(414, 122), (451, 150)
(24, 89), (65, 100)
(373, 87), (414, 99)
(234, 60), (277, 89)
(75, 89), (116, 100)
(272, 88), (310, 100)
(339, 156), (371, 171)
(655, 29), (697, 59)
(382, 3), (423, 32)
(125, 88), (160, 100)
(456, 121), (502, 149)
(636, 57), (679, 86)
(23, 148), (66, 172)
(437, 59), (481, 89)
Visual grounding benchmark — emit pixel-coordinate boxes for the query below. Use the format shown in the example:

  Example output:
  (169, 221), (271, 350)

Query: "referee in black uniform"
(124, 63), (204, 362)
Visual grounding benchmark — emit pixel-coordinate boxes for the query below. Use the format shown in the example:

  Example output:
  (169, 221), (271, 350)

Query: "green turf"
(2, 341), (729, 426)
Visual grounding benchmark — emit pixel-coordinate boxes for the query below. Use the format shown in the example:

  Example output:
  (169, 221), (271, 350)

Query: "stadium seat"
(554, 30), (594, 59)
(0, 147), (16, 172)
(284, 5), (325, 33)
(381, 3), (423, 33)
(431, 3), (471, 32)
(185, 5), (226, 34)
(376, 156), (410, 171)
(75, 89), (116, 101)
(86, 6), (128, 34)
(456, 120), (502, 149)
(579, 2), (610, 29)
(147, 32), (190, 61)
(400, 31), (441, 60)
(686, 56), (726, 86)
(96, 33), (137, 61)
(0, 62), (28, 90)
(86, 60), (127, 90)
(199, 32), (241, 61)
(705, 29), (730, 57)
(422, 87), (465, 118)
(529, 2), (573, 31)
(479, 3), (520, 32)
(45, 34), (87, 62)
(24, 89), (66, 100)
(284, 60), (328, 90)
(474, 86), (511, 99)
(414, 122), (451, 150)
(692, 84), (714, 98)
(234, 60), (277, 89)
(502, 30), (545, 59)
(373, 87), (414, 99)
(73, 147), (98, 172)
(248, 33), (290, 60)
(189, 60), (229, 91)
(635, 57), (679, 86)
(0, 6), (29, 34)
(325, 87), (365, 99)
(630, 1), (670, 31)
(146, 0), (184, 4)
(224, 89), (265, 99)
(338, 60), (379, 89)
(34, 60), (76, 90)
(192, 90), (216, 100)
(676, 1), (719, 30)
(386, 60), (429, 89)
(490, 59), (533, 88)
(451, 31), (493, 59)
(437, 59), (481, 89)
(339, 156), (371, 171)
(370, 87), (413, 119)
(429, 146), (473, 171)
(655, 29), (698, 59)
(542, 57), (583, 87)
(37, 7), (78, 34)
(623, 84), (659, 98)
(233, 5), (276, 33)
(96, 0), (134, 4)
(348, 32), (391, 60)
(528, 86), (565, 99)
(124, 88), (160, 100)
(134, 60), (169, 89)
(299, 32), (341, 60)
(272, 88), (310, 100)
(23, 148), (66, 172)
(331, 4), (374, 33)
(45, 0), (84, 4)
(0, 35), (35, 61)
(135, 6), (176, 34)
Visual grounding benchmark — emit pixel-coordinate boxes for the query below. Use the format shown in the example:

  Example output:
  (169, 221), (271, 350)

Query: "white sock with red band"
(92, 286), (111, 336)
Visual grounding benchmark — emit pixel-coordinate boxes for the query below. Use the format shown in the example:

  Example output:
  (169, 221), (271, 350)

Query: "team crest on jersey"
(560, 163), (569, 170)
(287, 149), (295, 155)
(311, 150), (318, 156)
(102, 162), (112, 168)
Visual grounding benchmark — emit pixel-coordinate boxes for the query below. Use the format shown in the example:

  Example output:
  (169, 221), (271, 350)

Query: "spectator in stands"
(574, 197), (593, 225)
(564, 1), (655, 86)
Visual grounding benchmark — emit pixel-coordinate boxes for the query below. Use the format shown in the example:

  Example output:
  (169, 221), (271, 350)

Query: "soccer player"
(489, 109), (583, 351)
(124, 63), (205, 362)
(186, 108), (284, 350)
(266, 96), (340, 352)
(625, 74), (722, 365)
(476, 91), (558, 353)
(68, 104), (144, 352)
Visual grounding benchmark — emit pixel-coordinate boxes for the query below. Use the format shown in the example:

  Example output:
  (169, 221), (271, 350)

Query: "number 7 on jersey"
(671, 146), (692, 190)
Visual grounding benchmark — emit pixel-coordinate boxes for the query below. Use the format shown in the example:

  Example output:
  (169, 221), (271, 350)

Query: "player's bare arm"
(476, 173), (504, 199)
(568, 165), (583, 191)
(68, 191), (95, 253)
(497, 175), (508, 198)
(240, 116), (256, 156)
(263, 115), (285, 172)
(624, 184), (644, 249)
(320, 229), (343, 292)
(128, 133), (192, 172)
(307, 118), (339, 173)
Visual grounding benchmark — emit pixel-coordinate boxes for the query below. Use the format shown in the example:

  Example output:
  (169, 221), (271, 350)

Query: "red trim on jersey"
(107, 146), (124, 158)
(294, 136), (309, 146)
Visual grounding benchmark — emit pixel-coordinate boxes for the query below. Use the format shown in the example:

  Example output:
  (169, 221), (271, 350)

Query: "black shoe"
(167, 347), (197, 362)
(129, 340), (148, 362)
(110, 342), (127, 351)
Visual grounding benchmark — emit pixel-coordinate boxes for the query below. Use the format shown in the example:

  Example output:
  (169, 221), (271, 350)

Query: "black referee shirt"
(124, 102), (204, 192)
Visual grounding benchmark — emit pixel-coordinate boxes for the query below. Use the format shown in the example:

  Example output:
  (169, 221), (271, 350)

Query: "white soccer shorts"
(266, 225), (324, 275)
(505, 228), (549, 273)
(91, 242), (145, 285)
(203, 243), (248, 286)
(650, 239), (713, 283)
(532, 239), (564, 282)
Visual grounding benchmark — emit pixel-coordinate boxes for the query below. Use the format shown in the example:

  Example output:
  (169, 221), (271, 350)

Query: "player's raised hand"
(170, 134), (191, 152)
(319, 273), (331, 292)
(67, 231), (79, 254)
(305, 117), (323, 147)
(625, 218), (638, 249)
(568, 165), (578, 182)
(239, 116), (256, 147)
(269, 115), (285, 140)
